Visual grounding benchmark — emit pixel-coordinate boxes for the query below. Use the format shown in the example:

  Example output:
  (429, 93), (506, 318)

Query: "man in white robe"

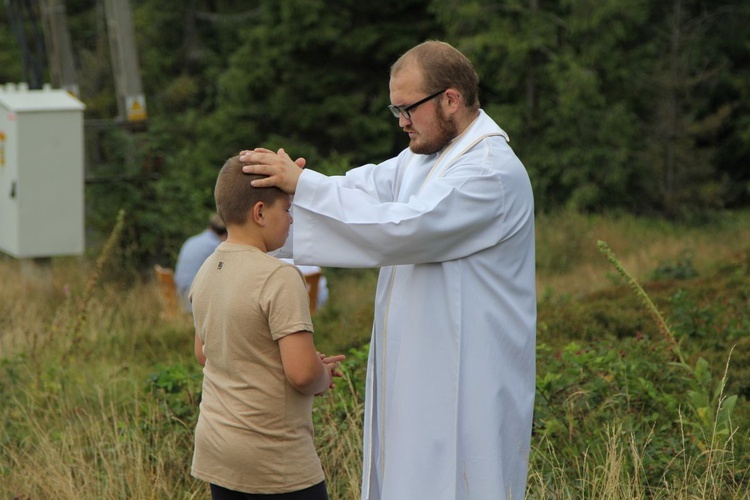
(241, 40), (536, 500)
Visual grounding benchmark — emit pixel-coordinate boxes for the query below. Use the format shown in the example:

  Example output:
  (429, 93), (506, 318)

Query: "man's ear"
(444, 88), (461, 112)
(252, 201), (266, 226)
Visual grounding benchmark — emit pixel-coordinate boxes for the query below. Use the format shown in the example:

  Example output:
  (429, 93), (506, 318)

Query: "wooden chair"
(154, 264), (179, 319)
(304, 271), (323, 315)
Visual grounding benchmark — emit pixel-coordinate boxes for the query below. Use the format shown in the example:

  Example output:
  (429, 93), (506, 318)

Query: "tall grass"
(1, 210), (749, 498)
(527, 399), (747, 498)
(535, 209), (750, 297)
(2, 381), (204, 499)
(314, 374), (365, 499)
(528, 238), (748, 498)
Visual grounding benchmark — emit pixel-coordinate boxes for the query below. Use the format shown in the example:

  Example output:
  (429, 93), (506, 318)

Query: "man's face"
(389, 67), (458, 155)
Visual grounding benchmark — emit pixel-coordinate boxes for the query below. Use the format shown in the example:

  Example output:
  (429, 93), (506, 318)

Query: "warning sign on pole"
(0, 130), (5, 166)
(126, 94), (147, 122)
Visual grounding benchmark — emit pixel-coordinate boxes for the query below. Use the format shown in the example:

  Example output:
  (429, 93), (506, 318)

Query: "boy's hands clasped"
(317, 352), (346, 396)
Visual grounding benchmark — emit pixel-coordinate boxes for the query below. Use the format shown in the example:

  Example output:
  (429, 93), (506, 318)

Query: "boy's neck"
(224, 227), (268, 252)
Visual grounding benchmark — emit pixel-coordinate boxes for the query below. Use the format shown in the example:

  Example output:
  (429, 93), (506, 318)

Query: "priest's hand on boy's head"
(239, 147), (305, 194)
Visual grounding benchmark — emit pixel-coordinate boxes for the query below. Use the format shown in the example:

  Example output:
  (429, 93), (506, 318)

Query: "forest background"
(1, 0), (750, 498)
(2, 0), (749, 264)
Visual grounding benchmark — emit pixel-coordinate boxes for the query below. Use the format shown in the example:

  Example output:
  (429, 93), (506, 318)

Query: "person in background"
(190, 155), (345, 499)
(240, 40), (536, 500)
(174, 213), (227, 312)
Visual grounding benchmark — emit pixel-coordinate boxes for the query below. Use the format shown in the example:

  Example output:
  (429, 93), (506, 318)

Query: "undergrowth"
(0, 212), (748, 498)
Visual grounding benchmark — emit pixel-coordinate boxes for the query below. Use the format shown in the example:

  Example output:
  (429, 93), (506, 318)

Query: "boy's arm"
(278, 332), (343, 395)
(194, 331), (206, 366)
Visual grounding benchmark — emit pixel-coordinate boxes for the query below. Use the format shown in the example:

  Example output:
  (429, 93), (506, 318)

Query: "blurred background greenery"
(2, 1), (750, 497)
(3, 0), (749, 270)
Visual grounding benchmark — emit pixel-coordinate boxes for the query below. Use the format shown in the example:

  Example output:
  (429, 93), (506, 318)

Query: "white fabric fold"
(290, 110), (536, 500)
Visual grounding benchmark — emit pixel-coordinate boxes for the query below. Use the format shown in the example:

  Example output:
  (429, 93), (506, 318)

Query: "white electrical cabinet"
(0, 83), (86, 258)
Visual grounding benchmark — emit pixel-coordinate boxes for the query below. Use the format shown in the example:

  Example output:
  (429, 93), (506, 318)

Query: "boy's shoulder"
(212, 243), (304, 280)
(270, 256), (306, 281)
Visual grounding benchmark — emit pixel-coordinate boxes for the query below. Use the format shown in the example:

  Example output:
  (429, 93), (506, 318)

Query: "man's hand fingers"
(239, 151), (264, 165)
(247, 175), (279, 188)
(250, 178), (274, 187)
(239, 149), (274, 164)
(277, 148), (307, 169)
(239, 150), (258, 162)
(241, 162), (274, 175)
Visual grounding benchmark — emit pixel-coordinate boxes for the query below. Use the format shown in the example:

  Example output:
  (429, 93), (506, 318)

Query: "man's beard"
(409, 106), (458, 155)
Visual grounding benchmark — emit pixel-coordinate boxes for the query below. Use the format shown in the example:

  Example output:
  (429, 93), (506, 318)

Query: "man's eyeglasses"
(388, 89), (446, 120)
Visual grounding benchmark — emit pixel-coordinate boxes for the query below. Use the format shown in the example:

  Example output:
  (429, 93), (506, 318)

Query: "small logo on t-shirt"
(217, 262), (224, 270)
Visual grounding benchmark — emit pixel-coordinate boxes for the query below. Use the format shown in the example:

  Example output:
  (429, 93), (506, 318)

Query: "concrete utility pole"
(102, 0), (147, 123)
(40, 0), (79, 97)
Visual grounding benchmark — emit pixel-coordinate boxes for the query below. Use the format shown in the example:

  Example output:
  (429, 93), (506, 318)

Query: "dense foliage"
(5, 232), (749, 497)
(534, 244), (750, 493)
(2, 0), (749, 266)
(1, 207), (748, 497)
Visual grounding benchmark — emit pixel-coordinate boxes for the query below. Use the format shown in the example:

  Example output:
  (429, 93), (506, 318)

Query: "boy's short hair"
(214, 156), (288, 226)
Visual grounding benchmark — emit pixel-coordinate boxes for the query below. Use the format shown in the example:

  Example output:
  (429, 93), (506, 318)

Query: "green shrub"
(647, 249), (699, 281)
(531, 242), (749, 494)
(144, 362), (202, 435)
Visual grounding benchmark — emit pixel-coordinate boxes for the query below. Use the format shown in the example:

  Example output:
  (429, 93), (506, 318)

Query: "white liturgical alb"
(284, 110), (536, 499)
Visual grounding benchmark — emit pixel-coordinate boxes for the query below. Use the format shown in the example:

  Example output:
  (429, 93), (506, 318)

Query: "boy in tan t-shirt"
(190, 155), (345, 499)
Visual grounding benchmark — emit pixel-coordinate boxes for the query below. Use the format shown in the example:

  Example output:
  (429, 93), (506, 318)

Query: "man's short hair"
(391, 40), (480, 112)
(214, 156), (287, 226)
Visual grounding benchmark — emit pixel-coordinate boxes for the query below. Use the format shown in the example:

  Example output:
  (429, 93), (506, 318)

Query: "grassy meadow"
(1, 209), (749, 499)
